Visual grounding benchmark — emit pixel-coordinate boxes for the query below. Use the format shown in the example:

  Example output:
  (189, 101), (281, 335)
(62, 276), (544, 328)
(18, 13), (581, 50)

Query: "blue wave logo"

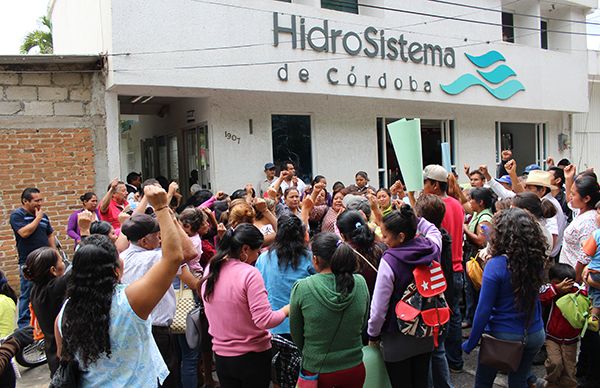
(440, 50), (525, 100)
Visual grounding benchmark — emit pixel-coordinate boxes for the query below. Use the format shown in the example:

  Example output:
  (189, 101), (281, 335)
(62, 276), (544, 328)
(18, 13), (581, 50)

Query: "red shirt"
(441, 196), (464, 272)
(100, 199), (128, 231)
(199, 238), (216, 268)
(539, 284), (582, 344)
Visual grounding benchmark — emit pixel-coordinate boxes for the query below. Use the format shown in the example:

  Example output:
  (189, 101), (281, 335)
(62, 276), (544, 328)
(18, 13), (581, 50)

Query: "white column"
(104, 91), (122, 186)
(513, 0), (541, 48)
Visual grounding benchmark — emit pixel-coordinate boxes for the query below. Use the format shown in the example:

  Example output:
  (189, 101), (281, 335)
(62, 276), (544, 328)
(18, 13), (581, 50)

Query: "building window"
(322, 0), (358, 14)
(271, 115), (312, 183)
(502, 12), (514, 43)
(541, 20), (548, 49)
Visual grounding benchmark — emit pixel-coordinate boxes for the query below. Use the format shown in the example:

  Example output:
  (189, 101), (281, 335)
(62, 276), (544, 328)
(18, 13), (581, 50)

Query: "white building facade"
(51, 0), (596, 193)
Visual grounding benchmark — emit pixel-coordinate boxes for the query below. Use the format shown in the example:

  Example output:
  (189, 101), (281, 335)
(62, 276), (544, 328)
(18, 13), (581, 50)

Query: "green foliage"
(20, 16), (53, 54)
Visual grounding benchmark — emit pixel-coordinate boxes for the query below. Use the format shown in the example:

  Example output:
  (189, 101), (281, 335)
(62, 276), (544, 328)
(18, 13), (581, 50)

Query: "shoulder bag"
(185, 302), (204, 349)
(479, 309), (533, 373)
(170, 287), (196, 334)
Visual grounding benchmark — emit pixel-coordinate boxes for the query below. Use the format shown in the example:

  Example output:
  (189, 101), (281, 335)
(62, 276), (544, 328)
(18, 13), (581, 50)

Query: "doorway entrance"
(496, 122), (547, 172)
(377, 118), (455, 188)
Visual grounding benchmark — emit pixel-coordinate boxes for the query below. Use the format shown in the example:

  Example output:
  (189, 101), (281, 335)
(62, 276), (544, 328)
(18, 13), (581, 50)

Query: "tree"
(20, 16), (53, 54)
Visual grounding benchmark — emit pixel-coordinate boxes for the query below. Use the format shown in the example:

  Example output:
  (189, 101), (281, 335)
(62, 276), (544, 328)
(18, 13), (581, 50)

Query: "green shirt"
(0, 294), (15, 338)
(290, 273), (369, 373)
(468, 208), (493, 233)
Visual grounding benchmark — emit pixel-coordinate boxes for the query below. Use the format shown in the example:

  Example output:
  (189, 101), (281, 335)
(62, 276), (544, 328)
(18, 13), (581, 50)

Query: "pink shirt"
(201, 259), (286, 356)
(187, 234), (203, 275)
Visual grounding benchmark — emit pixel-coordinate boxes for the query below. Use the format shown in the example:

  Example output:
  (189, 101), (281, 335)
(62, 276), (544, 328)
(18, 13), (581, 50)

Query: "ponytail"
(336, 210), (380, 271)
(331, 241), (357, 298)
(202, 223), (264, 302)
(311, 233), (357, 298)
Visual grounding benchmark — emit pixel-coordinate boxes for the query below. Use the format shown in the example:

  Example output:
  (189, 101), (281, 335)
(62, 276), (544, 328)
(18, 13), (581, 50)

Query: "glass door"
(377, 118), (453, 188)
(184, 124), (210, 195)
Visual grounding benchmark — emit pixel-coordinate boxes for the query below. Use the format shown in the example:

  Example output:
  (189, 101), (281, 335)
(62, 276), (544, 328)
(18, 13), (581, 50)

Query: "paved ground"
(17, 326), (546, 387)
(18, 348), (546, 388)
(17, 363), (50, 388)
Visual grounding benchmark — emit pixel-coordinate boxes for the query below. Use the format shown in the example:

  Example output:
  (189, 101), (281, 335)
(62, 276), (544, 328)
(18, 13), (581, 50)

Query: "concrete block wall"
(0, 72), (95, 117)
(0, 68), (106, 292)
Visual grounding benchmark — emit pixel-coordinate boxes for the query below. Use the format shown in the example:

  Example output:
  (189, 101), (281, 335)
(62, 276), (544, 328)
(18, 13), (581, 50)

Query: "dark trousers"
(385, 352), (432, 388)
(445, 272), (464, 370)
(215, 350), (271, 388)
(0, 364), (15, 388)
(576, 331), (600, 388)
(152, 326), (181, 388)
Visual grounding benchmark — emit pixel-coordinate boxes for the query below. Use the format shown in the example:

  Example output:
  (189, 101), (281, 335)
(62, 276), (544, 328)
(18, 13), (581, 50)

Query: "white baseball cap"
(423, 165), (449, 183)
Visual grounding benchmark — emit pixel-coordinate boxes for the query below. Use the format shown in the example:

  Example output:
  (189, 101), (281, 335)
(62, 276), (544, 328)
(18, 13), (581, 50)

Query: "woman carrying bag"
(462, 208), (546, 387)
(290, 233), (369, 388)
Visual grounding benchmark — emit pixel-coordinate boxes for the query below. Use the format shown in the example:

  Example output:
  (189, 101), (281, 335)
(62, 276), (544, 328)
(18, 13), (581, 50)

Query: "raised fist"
(505, 159), (517, 175)
(144, 185), (168, 210)
(77, 210), (94, 230)
(501, 150), (513, 161)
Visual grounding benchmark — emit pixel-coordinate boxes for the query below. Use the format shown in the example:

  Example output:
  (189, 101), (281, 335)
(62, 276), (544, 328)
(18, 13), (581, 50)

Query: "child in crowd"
(179, 207), (208, 277)
(538, 264), (582, 388)
(583, 202), (600, 328)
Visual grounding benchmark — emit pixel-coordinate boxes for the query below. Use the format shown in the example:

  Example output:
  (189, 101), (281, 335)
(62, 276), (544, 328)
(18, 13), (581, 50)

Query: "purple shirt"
(66, 209), (101, 244)
(367, 218), (442, 338)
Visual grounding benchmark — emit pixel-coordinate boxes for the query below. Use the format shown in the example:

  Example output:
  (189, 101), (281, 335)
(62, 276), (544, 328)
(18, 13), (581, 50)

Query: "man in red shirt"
(423, 164), (465, 373)
(99, 178), (129, 232)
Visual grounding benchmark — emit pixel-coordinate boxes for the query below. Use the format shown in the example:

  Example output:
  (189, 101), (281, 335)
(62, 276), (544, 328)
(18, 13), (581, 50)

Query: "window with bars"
(321, 0), (358, 14)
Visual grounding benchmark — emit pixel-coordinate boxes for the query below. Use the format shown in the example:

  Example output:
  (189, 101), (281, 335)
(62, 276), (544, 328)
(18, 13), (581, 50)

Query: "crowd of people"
(2, 151), (600, 388)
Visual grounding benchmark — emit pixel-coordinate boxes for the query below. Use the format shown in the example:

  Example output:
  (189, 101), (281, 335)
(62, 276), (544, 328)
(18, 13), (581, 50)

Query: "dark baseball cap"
(264, 162), (276, 170)
(121, 214), (160, 241)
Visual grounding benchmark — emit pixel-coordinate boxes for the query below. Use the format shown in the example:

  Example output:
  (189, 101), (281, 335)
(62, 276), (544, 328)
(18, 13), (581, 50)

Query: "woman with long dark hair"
(55, 185), (183, 386)
(290, 233), (369, 387)
(201, 223), (289, 388)
(255, 215), (314, 338)
(463, 208), (546, 387)
(336, 210), (384, 296)
(367, 206), (442, 388)
(559, 173), (600, 281)
(66, 192), (100, 245)
(22, 247), (67, 375)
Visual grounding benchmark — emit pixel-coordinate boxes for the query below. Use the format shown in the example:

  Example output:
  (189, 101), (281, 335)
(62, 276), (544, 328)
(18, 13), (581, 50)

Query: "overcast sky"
(1, 1), (600, 54)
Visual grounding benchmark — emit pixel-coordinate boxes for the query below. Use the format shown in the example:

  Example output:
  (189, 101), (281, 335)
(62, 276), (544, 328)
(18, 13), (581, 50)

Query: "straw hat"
(525, 170), (557, 190)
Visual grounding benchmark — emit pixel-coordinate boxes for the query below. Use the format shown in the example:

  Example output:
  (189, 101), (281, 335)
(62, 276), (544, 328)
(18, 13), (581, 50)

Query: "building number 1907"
(225, 131), (240, 144)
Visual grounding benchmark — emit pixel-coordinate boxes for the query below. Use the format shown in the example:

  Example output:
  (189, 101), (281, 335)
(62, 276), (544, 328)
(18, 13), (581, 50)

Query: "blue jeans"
(445, 272), (464, 370)
(429, 333), (454, 388)
(18, 267), (32, 328)
(475, 329), (545, 388)
(177, 334), (198, 388)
